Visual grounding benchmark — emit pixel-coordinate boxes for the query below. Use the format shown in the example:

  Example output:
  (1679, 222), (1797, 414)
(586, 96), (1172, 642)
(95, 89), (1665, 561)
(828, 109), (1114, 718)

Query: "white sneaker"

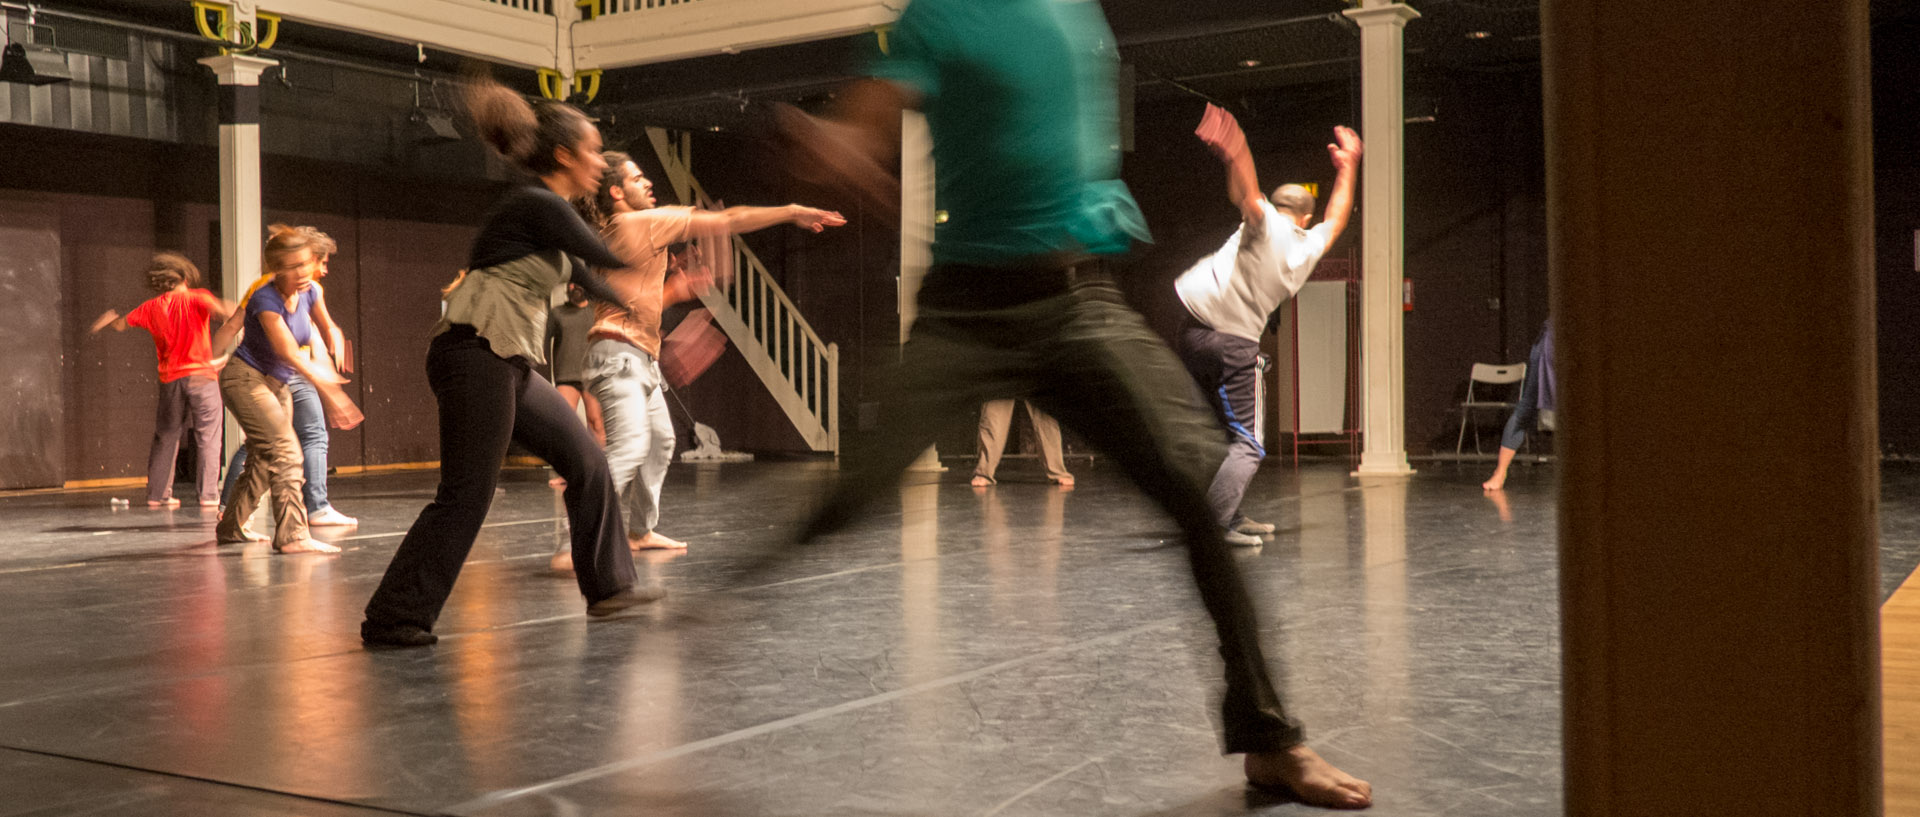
(309, 507), (359, 527)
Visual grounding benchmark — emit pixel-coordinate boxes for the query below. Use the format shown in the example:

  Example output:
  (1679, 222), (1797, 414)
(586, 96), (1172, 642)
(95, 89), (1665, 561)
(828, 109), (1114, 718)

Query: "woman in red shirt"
(91, 253), (236, 507)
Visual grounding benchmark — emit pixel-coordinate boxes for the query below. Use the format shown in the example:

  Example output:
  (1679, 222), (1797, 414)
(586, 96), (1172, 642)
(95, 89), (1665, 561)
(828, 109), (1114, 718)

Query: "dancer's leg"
(1485, 342), (1543, 491)
(185, 376), (224, 505)
(363, 331), (519, 632)
(286, 378), (333, 514)
(1030, 285), (1369, 807)
(1024, 402), (1074, 485)
(973, 399), (1015, 485)
(216, 361), (311, 550)
(629, 376), (679, 548)
(512, 369), (638, 603)
(145, 379), (189, 505)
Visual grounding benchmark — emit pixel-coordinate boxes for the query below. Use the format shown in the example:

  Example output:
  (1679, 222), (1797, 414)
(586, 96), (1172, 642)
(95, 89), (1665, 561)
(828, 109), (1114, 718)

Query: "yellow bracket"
(574, 0), (599, 21)
(191, 1), (230, 42)
(255, 12), (281, 51)
(572, 69), (601, 104)
(536, 68), (566, 101)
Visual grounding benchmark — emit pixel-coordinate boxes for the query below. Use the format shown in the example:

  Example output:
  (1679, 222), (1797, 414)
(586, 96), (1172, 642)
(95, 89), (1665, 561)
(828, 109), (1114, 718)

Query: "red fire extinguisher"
(1402, 277), (1413, 312)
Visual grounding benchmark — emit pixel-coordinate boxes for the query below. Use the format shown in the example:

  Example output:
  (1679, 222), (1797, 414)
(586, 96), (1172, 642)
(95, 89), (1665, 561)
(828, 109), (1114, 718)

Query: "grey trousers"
(791, 263), (1304, 754)
(148, 375), (223, 505)
(973, 399), (1072, 482)
(586, 340), (675, 538)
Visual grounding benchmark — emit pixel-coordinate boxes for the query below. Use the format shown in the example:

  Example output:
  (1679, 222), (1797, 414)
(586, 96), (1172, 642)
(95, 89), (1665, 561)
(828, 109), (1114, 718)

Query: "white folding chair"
(1456, 362), (1527, 455)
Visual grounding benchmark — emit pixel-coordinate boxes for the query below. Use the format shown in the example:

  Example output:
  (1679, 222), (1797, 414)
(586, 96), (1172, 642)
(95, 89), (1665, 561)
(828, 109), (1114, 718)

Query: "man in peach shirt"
(553, 151), (844, 570)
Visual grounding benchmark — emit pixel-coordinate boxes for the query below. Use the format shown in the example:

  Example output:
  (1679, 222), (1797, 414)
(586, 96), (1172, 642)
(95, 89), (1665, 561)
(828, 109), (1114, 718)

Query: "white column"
(198, 53), (277, 462)
(899, 110), (943, 471)
(1342, 1), (1419, 477)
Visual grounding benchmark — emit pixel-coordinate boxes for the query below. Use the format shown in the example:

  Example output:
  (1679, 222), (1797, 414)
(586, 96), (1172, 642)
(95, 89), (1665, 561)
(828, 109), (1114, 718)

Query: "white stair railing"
(646, 127), (840, 454)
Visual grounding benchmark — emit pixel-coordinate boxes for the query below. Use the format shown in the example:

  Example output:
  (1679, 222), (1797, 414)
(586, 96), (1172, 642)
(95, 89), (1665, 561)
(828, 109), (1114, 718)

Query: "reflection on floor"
(1, 460), (1915, 816)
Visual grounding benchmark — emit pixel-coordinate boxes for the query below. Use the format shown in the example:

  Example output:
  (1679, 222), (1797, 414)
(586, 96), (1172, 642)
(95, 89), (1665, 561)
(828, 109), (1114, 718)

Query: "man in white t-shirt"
(1175, 105), (1361, 546)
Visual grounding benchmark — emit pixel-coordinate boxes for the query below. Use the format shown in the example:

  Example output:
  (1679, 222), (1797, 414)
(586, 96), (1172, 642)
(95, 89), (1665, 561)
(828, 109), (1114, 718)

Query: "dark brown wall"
(1875, 14), (1920, 458)
(0, 124), (493, 488)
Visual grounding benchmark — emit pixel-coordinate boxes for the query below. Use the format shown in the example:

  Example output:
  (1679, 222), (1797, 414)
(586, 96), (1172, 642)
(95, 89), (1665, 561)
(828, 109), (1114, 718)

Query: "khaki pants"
(973, 399), (1071, 482)
(217, 359), (308, 548)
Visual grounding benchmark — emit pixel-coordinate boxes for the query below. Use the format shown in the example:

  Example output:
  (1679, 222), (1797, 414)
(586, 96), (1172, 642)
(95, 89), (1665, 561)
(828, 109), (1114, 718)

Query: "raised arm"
(1319, 126), (1363, 246)
(1195, 104), (1266, 230)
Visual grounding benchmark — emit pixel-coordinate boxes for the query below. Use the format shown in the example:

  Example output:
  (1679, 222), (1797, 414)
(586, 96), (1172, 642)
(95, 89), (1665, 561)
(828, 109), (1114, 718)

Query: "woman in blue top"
(214, 224), (361, 554)
(360, 80), (655, 649)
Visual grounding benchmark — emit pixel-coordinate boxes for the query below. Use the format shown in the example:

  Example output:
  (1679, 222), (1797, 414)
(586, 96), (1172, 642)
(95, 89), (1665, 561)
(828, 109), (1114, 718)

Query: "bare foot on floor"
(1482, 473), (1508, 492)
(630, 531), (688, 551)
(274, 538), (342, 554)
(148, 498), (180, 508)
(1245, 745), (1372, 809)
(550, 551), (574, 573)
(1054, 475), (1075, 488)
(970, 475), (993, 488)
(549, 476), (567, 488)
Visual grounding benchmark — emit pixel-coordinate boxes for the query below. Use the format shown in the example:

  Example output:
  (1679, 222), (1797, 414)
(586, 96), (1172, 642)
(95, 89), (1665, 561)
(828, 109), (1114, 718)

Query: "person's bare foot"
(1481, 472), (1508, 492)
(1054, 475), (1075, 488)
(274, 538), (342, 554)
(218, 527), (270, 545)
(1245, 745), (1372, 809)
(970, 475), (993, 488)
(630, 531), (688, 551)
(148, 498), (180, 508)
(550, 550), (574, 573)
(549, 476), (567, 488)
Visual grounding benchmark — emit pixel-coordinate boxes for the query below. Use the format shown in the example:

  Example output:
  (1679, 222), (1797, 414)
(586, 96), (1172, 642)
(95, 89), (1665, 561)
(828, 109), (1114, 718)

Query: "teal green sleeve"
(868, 0), (942, 101)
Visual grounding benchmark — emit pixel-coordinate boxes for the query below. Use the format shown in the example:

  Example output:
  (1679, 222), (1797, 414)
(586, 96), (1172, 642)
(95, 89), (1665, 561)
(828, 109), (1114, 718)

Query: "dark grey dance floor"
(4, 458), (1918, 816)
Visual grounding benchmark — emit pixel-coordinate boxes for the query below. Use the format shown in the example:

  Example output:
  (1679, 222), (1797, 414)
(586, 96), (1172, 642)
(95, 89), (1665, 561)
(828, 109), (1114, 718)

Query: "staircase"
(645, 127), (840, 454)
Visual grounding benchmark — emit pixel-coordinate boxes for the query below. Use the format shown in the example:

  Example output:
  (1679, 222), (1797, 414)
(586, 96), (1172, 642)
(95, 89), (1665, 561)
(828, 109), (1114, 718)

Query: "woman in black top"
(361, 81), (656, 648)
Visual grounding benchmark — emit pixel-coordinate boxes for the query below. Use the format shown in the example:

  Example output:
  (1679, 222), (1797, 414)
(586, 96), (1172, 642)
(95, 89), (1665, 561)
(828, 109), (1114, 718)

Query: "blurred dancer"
(770, 0), (1370, 806)
(1482, 319), (1555, 491)
(90, 253), (234, 508)
(360, 81), (655, 649)
(970, 400), (1073, 487)
(1176, 105), (1359, 546)
(548, 151), (842, 571)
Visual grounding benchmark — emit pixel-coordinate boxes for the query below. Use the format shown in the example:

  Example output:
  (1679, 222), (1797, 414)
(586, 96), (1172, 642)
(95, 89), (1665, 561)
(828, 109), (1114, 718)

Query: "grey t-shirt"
(546, 301), (595, 384)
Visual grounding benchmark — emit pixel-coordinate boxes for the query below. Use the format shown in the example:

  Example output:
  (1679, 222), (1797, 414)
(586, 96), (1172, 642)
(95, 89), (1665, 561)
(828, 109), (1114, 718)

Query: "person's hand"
(89, 309), (122, 334)
(1195, 103), (1249, 163)
(1328, 125), (1363, 171)
(791, 206), (848, 233)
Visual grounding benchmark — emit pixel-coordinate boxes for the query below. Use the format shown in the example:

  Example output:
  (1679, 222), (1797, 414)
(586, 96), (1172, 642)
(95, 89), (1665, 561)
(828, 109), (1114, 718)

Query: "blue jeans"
(222, 375), (330, 512)
(1500, 336), (1546, 451)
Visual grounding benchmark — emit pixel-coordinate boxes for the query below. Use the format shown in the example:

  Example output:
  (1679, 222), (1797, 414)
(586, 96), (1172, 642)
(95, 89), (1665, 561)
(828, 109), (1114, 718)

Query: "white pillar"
(199, 53), (276, 461)
(1342, 1), (1419, 477)
(900, 110), (943, 471)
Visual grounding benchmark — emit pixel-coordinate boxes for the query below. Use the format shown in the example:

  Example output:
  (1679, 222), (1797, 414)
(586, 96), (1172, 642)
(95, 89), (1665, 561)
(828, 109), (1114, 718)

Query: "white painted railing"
(590, 0), (705, 14)
(646, 127), (840, 454)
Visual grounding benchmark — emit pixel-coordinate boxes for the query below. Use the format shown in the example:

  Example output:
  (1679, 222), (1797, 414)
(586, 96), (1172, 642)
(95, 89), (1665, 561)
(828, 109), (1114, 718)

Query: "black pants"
(364, 325), (636, 632)
(1176, 319), (1266, 529)
(798, 263), (1305, 754)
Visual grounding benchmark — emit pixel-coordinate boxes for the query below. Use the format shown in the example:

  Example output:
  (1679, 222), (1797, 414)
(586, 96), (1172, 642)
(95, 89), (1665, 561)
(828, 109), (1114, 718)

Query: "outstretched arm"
(771, 78), (917, 224)
(1319, 126), (1363, 246)
(90, 310), (127, 334)
(688, 204), (847, 236)
(1196, 104), (1266, 231)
